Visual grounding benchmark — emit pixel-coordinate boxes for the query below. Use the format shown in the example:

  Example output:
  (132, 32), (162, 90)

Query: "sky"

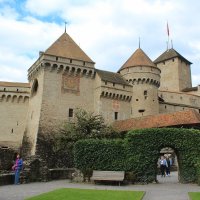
(0, 0), (200, 86)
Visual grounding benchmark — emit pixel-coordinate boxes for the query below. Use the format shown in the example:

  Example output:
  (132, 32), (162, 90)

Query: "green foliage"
(188, 192), (200, 200)
(53, 109), (121, 167)
(74, 139), (126, 171)
(25, 188), (145, 200)
(74, 128), (200, 183)
(195, 159), (200, 185)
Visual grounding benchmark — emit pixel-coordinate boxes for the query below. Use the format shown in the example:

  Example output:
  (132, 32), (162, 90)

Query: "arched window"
(31, 79), (39, 96)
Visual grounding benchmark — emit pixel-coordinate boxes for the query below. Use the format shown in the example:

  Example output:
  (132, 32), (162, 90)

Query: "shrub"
(74, 128), (200, 183)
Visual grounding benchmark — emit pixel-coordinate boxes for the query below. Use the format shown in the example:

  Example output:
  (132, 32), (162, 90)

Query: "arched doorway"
(157, 147), (179, 183)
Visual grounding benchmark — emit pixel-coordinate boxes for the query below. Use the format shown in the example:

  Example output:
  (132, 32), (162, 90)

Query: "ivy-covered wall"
(74, 128), (200, 183)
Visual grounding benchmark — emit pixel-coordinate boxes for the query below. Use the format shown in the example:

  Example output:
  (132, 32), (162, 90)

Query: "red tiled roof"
(113, 110), (200, 132)
(154, 48), (192, 64)
(118, 48), (156, 71)
(44, 32), (94, 63)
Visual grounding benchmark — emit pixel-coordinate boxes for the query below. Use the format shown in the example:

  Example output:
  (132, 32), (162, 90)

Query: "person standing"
(166, 157), (172, 176)
(159, 156), (167, 177)
(12, 153), (23, 185)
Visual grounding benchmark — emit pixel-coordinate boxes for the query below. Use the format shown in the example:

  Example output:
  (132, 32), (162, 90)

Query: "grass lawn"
(188, 192), (200, 200)
(25, 188), (145, 200)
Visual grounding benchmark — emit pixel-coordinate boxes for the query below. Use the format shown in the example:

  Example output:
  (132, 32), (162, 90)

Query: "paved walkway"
(0, 172), (200, 200)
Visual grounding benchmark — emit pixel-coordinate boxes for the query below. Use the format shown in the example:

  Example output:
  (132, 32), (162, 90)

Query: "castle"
(0, 31), (200, 155)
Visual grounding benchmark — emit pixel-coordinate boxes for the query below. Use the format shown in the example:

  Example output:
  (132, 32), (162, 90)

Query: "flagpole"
(167, 22), (170, 51)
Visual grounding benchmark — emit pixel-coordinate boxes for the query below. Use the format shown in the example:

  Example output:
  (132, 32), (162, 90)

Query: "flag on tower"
(167, 22), (169, 36)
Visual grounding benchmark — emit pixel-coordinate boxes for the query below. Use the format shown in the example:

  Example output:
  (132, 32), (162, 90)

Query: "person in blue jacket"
(12, 153), (23, 184)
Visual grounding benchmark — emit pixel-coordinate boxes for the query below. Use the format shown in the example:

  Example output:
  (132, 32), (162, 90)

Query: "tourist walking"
(159, 156), (167, 177)
(12, 153), (23, 184)
(166, 157), (172, 176)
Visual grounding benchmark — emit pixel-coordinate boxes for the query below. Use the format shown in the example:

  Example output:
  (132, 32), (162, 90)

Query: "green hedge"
(74, 139), (125, 171)
(125, 128), (200, 183)
(74, 128), (200, 183)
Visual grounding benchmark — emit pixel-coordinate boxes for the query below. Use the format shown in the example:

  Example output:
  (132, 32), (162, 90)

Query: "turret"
(118, 48), (161, 117)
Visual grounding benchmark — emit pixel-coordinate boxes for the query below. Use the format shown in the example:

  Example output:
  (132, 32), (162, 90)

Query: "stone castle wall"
(157, 58), (192, 92)
(159, 90), (200, 113)
(38, 67), (95, 133)
(24, 70), (44, 155)
(0, 84), (29, 148)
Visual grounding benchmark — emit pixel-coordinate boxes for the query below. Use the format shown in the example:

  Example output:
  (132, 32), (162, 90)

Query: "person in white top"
(159, 156), (167, 177)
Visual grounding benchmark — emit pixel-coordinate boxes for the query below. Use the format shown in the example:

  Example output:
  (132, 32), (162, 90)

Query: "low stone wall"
(0, 168), (76, 186)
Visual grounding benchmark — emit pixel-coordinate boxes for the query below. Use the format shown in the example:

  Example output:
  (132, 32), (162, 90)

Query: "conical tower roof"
(118, 48), (156, 72)
(154, 48), (192, 64)
(44, 32), (94, 63)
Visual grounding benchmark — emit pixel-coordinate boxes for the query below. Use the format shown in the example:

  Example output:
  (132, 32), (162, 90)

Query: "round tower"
(118, 48), (161, 118)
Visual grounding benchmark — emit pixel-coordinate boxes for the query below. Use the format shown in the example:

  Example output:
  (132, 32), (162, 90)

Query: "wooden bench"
(91, 170), (125, 186)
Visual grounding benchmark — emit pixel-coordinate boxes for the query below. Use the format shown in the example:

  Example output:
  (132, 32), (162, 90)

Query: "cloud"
(0, 0), (200, 85)
(0, 6), (64, 82)
(0, 49), (35, 82)
(192, 75), (200, 86)
(25, 0), (70, 16)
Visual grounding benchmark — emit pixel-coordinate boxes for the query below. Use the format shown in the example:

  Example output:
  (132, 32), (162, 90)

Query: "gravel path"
(0, 172), (199, 200)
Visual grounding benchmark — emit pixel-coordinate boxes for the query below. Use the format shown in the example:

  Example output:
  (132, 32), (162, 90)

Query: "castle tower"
(154, 48), (192, 92)
(24, 32), (95, 155)
(118, 48), (161, 118)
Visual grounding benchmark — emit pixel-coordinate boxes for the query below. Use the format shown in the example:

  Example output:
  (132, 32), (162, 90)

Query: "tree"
(54, 109), (121, 167)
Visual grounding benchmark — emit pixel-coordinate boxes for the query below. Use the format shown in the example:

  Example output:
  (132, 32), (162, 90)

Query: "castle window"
(56, 57), (58, 61)
(31, 79), (39, 96)
(4, 88), (6, 91)
(144, 90), (147, 95)
(123, 85), (125, 89)
(165, 105), (167, 109)
(163, 61), (165, 65)
(114, 112), (118, 120)
(172, 58), (174, 62)
(105, 81), (107, 85)
(17, 89), (19, 92)
(83, 61), (85, 66)
(69, 108), (74, 118)
(138, 109), (145, 113)
(11, 128), (13, 133)
(113, 83), (115, 87)
(136, 99), (139, 101)
(70, 59), (72, 63)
